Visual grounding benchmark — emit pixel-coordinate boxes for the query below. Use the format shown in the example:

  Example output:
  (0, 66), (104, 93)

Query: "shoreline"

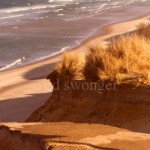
(0, 11), (150, 73)
(0, 13), (150, 122)
(0, 13), (150, 73)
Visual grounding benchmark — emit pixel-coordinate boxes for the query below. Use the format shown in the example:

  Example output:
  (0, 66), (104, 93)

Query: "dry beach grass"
(49, 23), (150, 85)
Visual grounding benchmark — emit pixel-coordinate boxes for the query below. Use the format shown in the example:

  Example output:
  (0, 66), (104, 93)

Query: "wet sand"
(0, 14), (150, 122)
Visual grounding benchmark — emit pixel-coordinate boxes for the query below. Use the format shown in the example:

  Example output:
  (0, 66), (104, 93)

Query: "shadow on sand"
(0, 124), (120, 150)
(23, 62), (56, 80)
(0, 93), (51, 122)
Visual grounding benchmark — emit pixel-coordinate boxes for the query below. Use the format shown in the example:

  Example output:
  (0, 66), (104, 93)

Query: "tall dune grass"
(52, 52), (85, 83)
(110, 34), (150, 80)
(84, 46), (120, 82)
(136, 23), (150, 39)
(49, 23), (150, 85)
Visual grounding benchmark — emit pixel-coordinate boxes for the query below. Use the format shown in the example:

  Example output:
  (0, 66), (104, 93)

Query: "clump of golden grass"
(83, 33), (150, 83)
(49, 23), (150, 85)
(84, 46), (120, 82)
(136, 23), (150, 39)
(53, 52), (85, 82)
(108, 34), (150, 83)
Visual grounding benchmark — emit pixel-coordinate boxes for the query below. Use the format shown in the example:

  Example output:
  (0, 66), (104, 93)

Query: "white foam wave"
(0, 57), (25, 71)
(0, 14), (24, 20)
(32, 10), (50, 14)
(52, 8), (63, 13)
(81, 7), (86, 9)
(0, 4), (64, 14)
(58, 13), (64, 16)
(0, 46), (70, 71)
(48, 0), (54, 2)
(36, 46), (70, 61)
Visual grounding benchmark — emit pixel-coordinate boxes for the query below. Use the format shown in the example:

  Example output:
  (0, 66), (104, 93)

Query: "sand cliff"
(26, 80), (150, 132)
(26, 22), (150, 128)
(0, 125), (44, 150)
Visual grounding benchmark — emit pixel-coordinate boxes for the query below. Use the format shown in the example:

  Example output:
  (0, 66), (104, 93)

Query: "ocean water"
(0, 0), (150, 70)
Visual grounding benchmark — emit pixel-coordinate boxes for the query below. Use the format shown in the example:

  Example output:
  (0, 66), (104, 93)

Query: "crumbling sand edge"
(0, 125), (50, 150)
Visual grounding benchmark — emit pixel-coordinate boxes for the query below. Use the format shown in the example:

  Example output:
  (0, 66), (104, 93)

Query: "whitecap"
(0, 58), (22, 71)
(58, 13), (64, 16)
(0, 4), (64, 14)
(35, 46), (70, 61)
(0, 14), (24, 20)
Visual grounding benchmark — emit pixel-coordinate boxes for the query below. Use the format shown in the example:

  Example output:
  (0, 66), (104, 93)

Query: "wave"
(0, 46), (70, 71)
(0, 4), (64, 14)
(0, 57), (25, 71)
(0, 14), (24, 20)
(35, 46), (70, 61)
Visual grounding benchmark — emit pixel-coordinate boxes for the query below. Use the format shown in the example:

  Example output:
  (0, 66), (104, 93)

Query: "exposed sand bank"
(0, 14), (150, 122)
(1, 122), (150, 150)
(26, 83), (150, 130)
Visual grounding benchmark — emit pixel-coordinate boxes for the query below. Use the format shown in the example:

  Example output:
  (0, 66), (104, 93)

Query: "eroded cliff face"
(26, 80), (150, 128)
(0, 126), (43, 150)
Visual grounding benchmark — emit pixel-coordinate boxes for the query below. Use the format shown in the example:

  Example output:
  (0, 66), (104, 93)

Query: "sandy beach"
(0, 14), (150, 122)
